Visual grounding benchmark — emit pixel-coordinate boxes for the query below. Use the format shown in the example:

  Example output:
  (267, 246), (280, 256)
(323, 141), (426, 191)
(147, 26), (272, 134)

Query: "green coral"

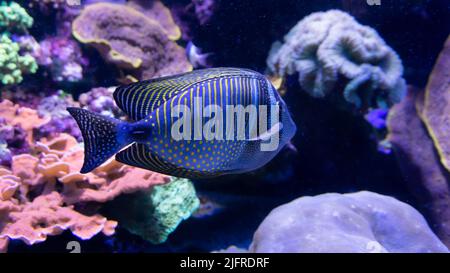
(103, 177), (200, 244)
(0, 2), (37, 85)
(0, 1), (33, 33)
(0, 34), (37, 85)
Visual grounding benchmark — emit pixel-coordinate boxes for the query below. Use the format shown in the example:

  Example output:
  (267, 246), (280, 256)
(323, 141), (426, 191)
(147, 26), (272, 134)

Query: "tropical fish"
(68, 67), (296, 179)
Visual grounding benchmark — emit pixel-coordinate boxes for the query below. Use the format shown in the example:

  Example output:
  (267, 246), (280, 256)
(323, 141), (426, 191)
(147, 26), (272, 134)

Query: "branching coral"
(0, 132), (171, 252)
(0, 34), (37, 85)
(33, 36), (88, 82)
(267, 10), (406, 110)
(78, 87), (125, 119)
(35, 90), (82, 141)
(0, 1), (33, 33)
(72, 2), (192, 81)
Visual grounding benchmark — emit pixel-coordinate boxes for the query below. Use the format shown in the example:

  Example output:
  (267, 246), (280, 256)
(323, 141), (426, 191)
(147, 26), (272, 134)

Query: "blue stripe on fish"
(68, 67), (297, 179)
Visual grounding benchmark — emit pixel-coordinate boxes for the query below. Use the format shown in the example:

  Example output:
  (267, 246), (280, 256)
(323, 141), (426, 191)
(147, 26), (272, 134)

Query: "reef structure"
(0, 1), (37, 85)
(72, 2), (192, 82)
(267, 10), (406, 111)
(103, 177), (200, 244)
(386, 35), (450, 247)
(0, 100), (186, 252)
(246, 191), (448, 253)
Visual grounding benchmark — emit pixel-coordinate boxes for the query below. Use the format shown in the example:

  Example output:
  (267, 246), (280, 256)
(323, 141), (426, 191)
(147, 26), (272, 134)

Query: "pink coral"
(0, 100), (51, 144)
(0, 100), (50, 144)
(0, 129), (170, 252)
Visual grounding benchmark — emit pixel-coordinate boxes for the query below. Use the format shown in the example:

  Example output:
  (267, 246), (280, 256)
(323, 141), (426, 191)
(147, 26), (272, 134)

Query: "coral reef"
(387, 87), (450, 248)
(33, 36), (88, 82)
(386, 36), (450, 247)
(0, 34), (37, 85)
(191, 0), (217, 26)
(0, 2), (37, 85)
(0, 1), (33, 33)
(0, 100), (173, 252)
(72, 2), (192, 81)
(247, 191), (448, 253)
(78, 87), (125, 119)
(35, 90), (81, 141)
(267, 10), (406, 111)
(0, 99), (50, 145)
(0, 119), (29, 166)
(126, 0), (181, 40)
(104, 177), (199, 244)
(420, 35), (450, 172)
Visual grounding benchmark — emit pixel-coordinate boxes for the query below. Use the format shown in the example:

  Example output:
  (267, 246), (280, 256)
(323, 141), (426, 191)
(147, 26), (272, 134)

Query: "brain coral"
(248, 191), (448, 253)
(72, 2), (192, 81)
(267, 10), (406, 110)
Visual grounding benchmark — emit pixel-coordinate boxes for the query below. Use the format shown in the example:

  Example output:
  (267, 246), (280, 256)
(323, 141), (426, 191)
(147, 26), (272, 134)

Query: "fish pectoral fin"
(248, 122), (283, 141)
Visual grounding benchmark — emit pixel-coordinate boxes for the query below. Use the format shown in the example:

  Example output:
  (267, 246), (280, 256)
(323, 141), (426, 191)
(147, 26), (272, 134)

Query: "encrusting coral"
(72, 2), (192, 81)
(386, 35), (450, 247)
(247, 191), (448, 253)
(0, 97), (202, 252)
(104, 176), (200, 244)
(0, 99), (50, 145)
(0, 132), (171, 252)
(126, 0), (181, 40)
(420, 35), (450, 173)
(267, 10), (406, 111)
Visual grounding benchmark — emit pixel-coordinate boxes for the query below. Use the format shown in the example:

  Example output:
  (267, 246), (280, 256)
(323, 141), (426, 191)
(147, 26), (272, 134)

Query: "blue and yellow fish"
(68, 68), (296, 179)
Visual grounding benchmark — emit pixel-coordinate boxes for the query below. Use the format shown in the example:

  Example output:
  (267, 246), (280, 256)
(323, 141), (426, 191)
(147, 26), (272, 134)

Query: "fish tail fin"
(67, 107), (131, 173)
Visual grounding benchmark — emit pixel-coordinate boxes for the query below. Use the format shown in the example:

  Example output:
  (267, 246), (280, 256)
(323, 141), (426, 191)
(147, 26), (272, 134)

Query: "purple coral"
(0, 119), (30, 167)
(78, 87), (125, 119)
(192, 0), (217, 25)
(33, 36), (88, 82)
(35, 91), (81, 141)
(365, 108), (388, 130)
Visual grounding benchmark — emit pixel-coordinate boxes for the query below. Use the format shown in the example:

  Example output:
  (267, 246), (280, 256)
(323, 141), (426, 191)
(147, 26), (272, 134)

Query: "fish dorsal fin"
(113, 68), (258, 121)
(115, 143), (216, 178)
